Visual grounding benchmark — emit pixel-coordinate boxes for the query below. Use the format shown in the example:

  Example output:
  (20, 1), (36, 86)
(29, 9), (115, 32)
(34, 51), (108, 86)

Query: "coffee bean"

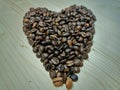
(64, 65), (69, 72)
(66, 60), (74, 66)
(41, 53), (48, 62)
(60, 59), (66, 63)
(74, 67), (80, 73)
(36, 52), (41, 58)
(74, 59), (82, 66)
(65, 78), (73, 90)
(83, 53), (88, 59)
(70, 74), (78, 82)
(57, 64), (64, 72)
(68, 55), (75, 59)
(67, 40), (72, 46)
(62, 32), (69, 37)
(49, 70), (57, 79)
(45, 63), (51, 71)
(51, 57), (59, 65)
(54, 50), (59, 56)
(38, 46), (44, 54)
(65, 48), (71, 53)
(57, 72), (62, 77)
(48, 54), (54, 59)
(63, 73), (67, 83)
(53, 77), (63, 87)
(33, 46), (38, 53)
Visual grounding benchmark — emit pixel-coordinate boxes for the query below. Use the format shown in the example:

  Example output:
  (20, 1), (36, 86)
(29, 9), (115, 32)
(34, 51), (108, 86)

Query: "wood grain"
(0, 0), (120, 90)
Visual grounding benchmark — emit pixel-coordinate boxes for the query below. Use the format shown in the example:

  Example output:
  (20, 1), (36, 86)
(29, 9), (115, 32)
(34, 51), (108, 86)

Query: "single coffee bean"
(65, 48), (71, 53)
(36, 52), (41, 58)
(63, 73), (67, 83)
(74, 59), (82, 67)
(57, 64), (64, 72)
(54, 50), (59, 56)
(74, 67), (80, 73)
(38, 46), (44, 54)
(53, 77), (63, 87)
(70, 74), (78, 82)
(49, 70), (57, 79)
(62, 32), (69, 37)
(48, 54), (54, 59)
(64, 65), (69, 72)
(33, 46), (38, 53)
(45, 63), (51, 71)
(68, 55), (75, 59)
(41, 53), (48, 62)
(65, 78), (73, 90)
(66, 60), (74, 66)
(57, 72), (62, 77)
(67, 40), (72, 46)
(60, 59), (66, 63)
(51, 57), (59, 65)
(83, 53), (88, 59)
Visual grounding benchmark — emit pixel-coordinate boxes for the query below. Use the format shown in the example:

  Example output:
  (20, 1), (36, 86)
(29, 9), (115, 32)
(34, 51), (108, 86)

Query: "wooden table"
(0, 0), (120, 90)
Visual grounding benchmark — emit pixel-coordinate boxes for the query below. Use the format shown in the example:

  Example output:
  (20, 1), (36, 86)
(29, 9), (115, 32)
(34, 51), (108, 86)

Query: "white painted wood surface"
(0, 0), (120, 90)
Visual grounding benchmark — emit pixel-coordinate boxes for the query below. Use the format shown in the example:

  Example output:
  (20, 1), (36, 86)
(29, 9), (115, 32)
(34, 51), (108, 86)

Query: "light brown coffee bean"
(65, 78), (73, 90)
(53, 77), (63, 87)
(66, 60), (74, 66)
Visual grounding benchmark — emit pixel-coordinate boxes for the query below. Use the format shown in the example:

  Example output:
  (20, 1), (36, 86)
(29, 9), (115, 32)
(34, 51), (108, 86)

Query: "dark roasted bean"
(65, 48), (71, 53)
(41, 53), (48, 62)
(51, 57), (59, 65)
(74, 59), (82, 67)
(66, 60), (74, 67)
(63, 73), (67, 83)
(70, 74), (78, 82)
(49, 70), (57, 79)
(74, 67), (80, 73)
(57, 64), (64, 72)
(60, 59), (66, 63)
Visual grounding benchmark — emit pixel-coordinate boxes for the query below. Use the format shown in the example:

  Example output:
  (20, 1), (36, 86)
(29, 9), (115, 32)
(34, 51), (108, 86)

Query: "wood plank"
(0, 0), (120, 90)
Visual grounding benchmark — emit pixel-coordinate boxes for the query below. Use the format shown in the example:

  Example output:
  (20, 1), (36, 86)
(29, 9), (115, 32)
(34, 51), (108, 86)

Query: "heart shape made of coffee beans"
(23, 5), (96, 89)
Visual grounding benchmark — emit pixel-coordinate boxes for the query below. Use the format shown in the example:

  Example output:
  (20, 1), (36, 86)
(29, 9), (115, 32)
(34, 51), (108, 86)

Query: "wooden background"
(0, 0), (120, 90)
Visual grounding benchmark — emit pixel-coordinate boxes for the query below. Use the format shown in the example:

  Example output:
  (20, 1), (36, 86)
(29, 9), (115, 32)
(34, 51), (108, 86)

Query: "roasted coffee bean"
(83, 53), (88, 59)
(70, 74), (78, 82)
(65, 78), (73, 90)
(74, 67), (80, 73)
(57, 64), (64, 72)
(54, 50), (59, 56)
(45, 63), (51, 71)
(48, 54), (54, 59)
(57, 72), (62, 77)
(60, 59), (66, 63)
(62, 32), (70, 37)
(74, 59), (82, 66)
(38, 46), (44, 54)
(68, 55), (75, 59)
(51, 57), (59, 65)
(66, 60), (74, 66)
(41, 53), (48, 62)
(67, 40), (72, 46)
(63, 73), (67, 83)
(53, 77), (63, 87)
(64, 65), (69, 72)
(36, 52), (41, 58)
(33, 46), (38, 53)
(49, 70), (57, 79)
(65, 48), (71, 53)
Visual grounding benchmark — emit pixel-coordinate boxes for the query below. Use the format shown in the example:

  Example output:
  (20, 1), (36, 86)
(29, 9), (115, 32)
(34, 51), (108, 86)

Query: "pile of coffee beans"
(23, 5), (96, 90)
